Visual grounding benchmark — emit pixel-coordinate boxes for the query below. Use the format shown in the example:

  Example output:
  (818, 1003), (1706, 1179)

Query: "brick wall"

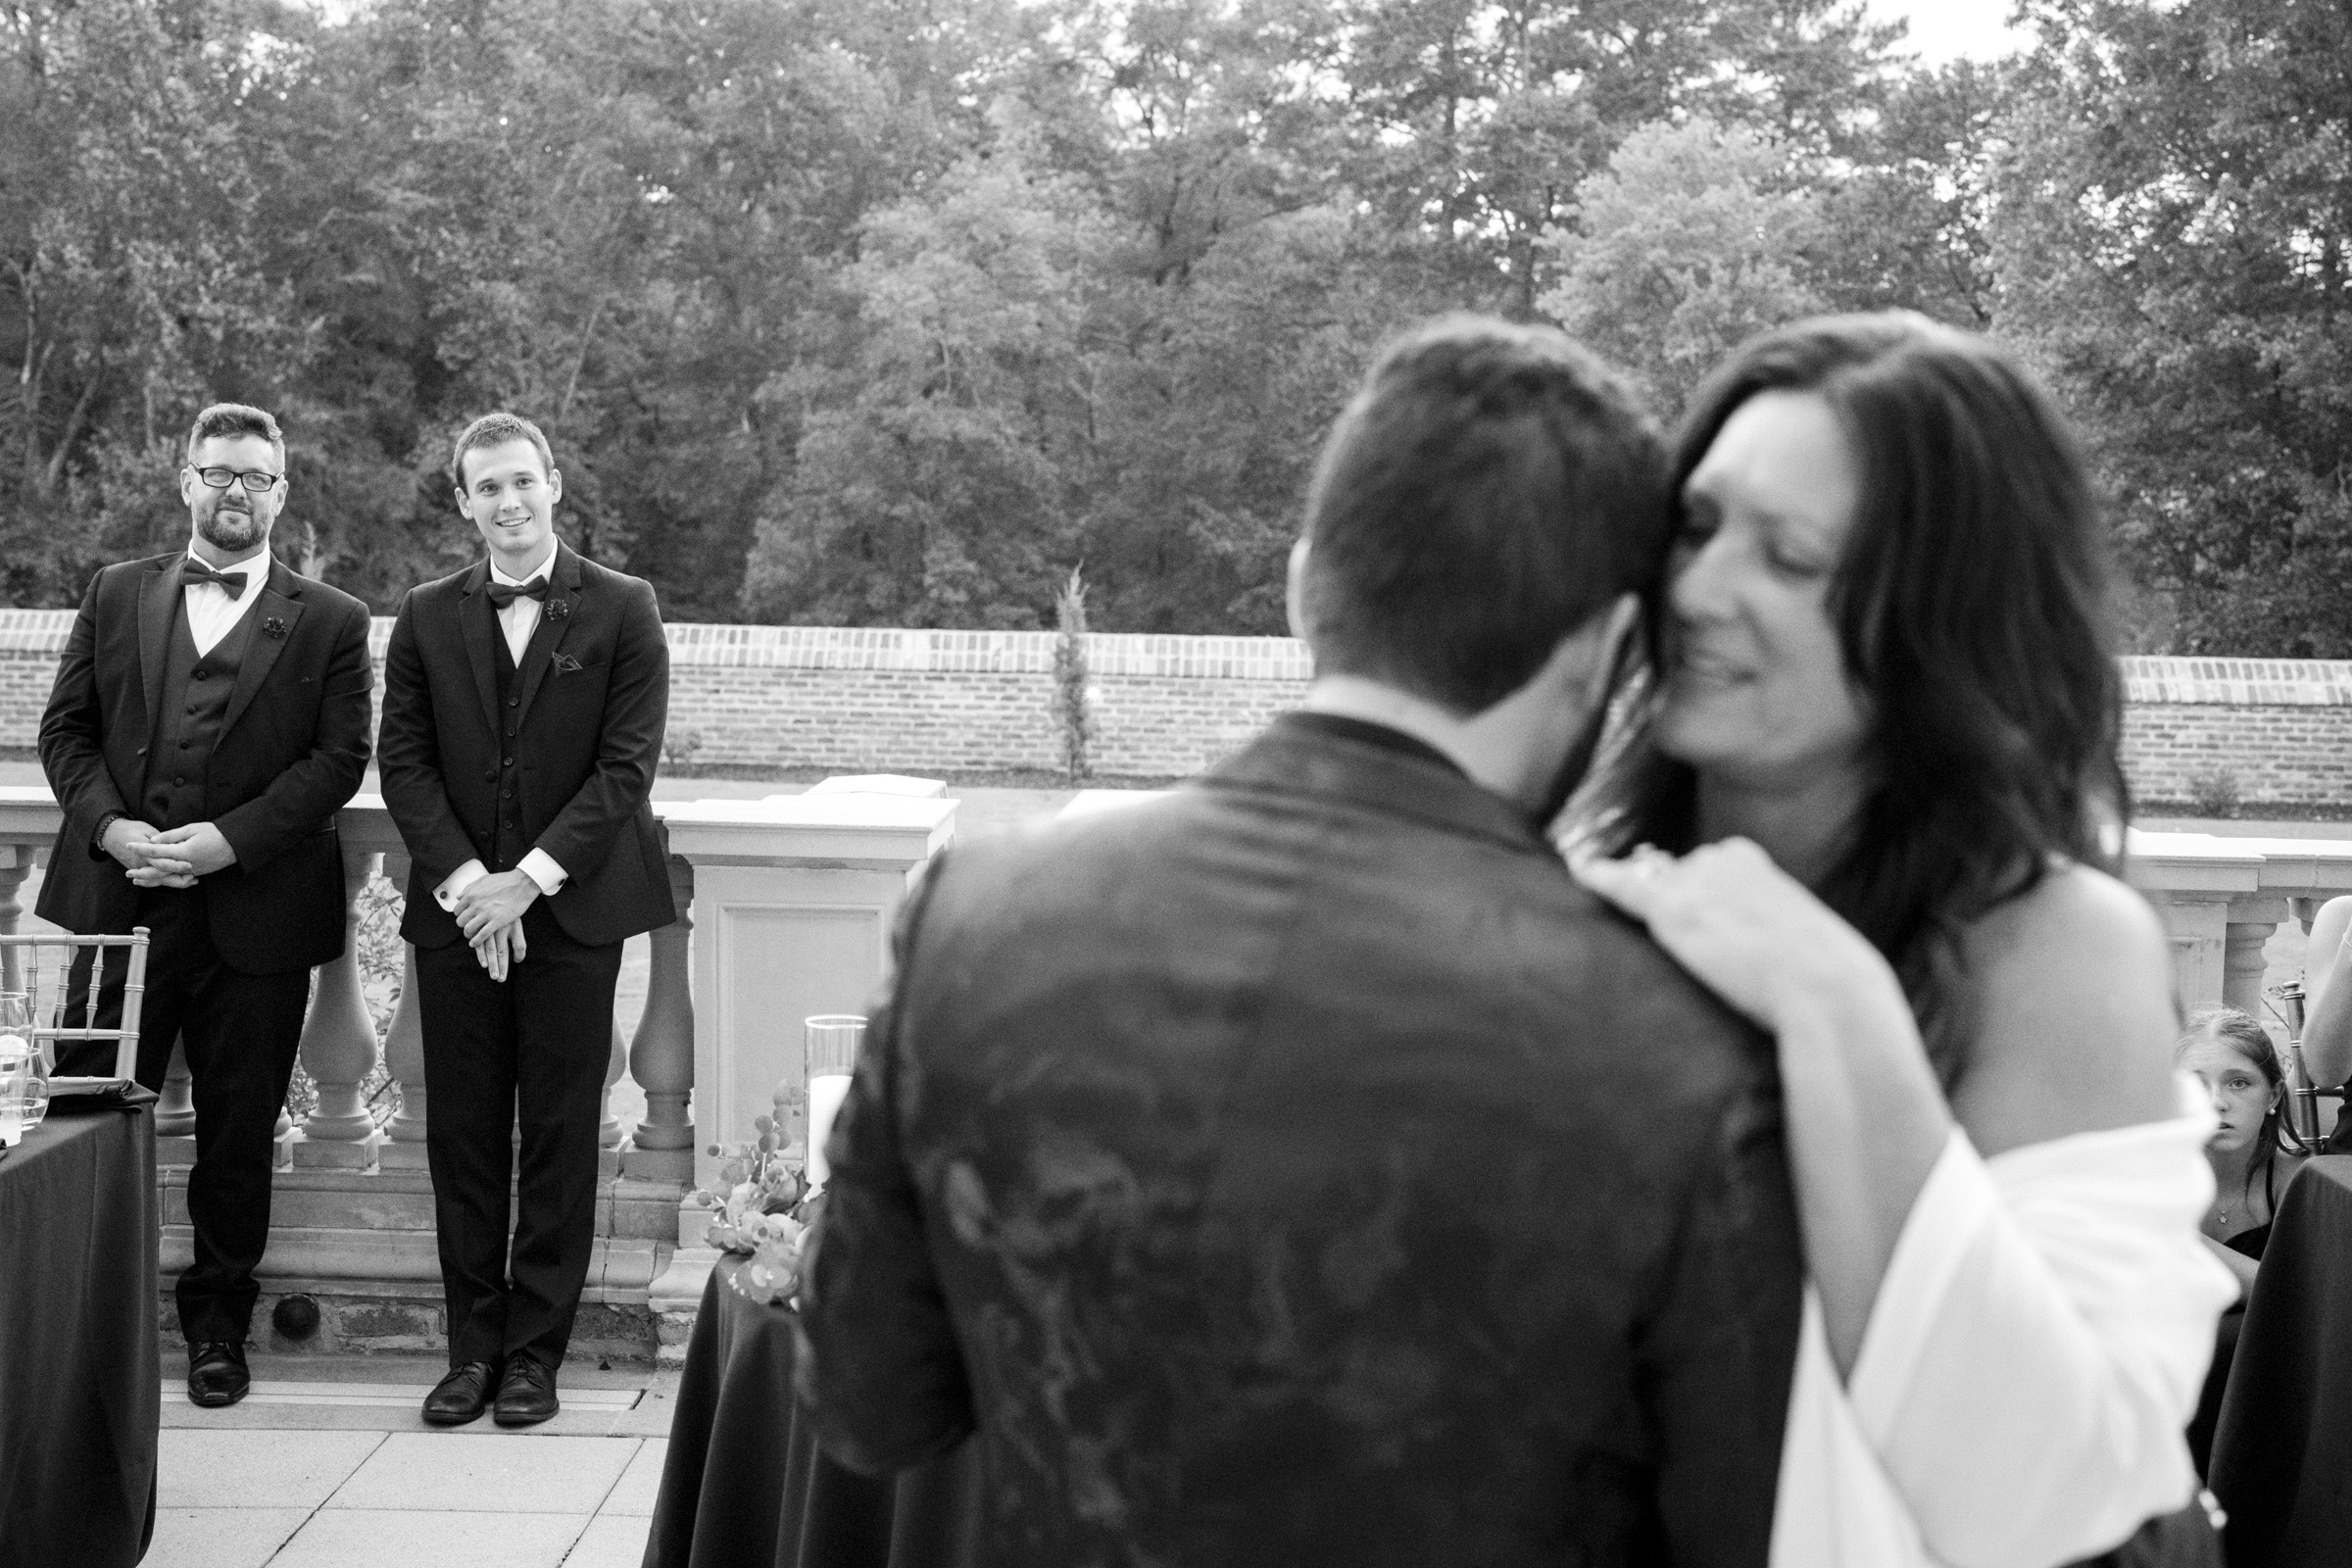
(4, 608), (2348, 804)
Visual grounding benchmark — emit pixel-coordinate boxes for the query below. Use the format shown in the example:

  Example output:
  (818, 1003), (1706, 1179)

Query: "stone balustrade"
(0, 782), (956, 1359)
(2126, 830), (2352, 1017)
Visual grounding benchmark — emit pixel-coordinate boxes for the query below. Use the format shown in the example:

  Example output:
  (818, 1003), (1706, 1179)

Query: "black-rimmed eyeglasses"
(189, 466), (282, 492)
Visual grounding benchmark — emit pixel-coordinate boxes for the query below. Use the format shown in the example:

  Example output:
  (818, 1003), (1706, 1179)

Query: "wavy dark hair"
(1575, 313), (2129, 1087)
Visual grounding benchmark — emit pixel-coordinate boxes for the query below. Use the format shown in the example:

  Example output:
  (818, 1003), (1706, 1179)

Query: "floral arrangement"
(689, 1093), (822, 1307)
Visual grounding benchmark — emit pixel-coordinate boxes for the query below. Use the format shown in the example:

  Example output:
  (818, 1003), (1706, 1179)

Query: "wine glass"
(804, 1015), (865, 1190)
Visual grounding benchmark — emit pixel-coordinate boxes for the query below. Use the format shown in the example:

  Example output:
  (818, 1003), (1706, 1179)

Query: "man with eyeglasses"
(36, 402), (373, 1407)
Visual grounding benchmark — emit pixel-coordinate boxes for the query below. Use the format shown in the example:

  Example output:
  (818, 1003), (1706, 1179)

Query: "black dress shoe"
(492, 1354), (560, 1427)
(186, 1340), (250, 1408)
(422, 1360), (499, 1426)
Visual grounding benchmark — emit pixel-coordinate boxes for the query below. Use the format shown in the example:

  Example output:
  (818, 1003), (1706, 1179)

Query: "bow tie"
(486, 578), (550, 610)
(180, 562), (248, 599)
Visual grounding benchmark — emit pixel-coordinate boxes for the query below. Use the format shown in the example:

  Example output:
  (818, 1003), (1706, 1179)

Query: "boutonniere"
(546, 595), (570, 623)
(261, 616), (288, 640)
(553, 651), (584, 675)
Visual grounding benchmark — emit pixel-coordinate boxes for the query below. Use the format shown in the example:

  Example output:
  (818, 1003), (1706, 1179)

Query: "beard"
(198, 503), (265, 551)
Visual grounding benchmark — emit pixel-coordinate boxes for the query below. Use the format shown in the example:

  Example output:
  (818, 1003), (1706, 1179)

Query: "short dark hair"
(451, 411), (555, 489)
(1585, 312), (2127, 1085)
(186, 403), (285, 471)
(1298, 315), (1672, 713)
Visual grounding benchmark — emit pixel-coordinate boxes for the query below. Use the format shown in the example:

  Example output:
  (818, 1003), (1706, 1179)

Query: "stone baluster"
(2223, 897), (2289, 1019)
(0, 845), (29, 997)
(601, 1018), (629, 1149)
(375, 853), (429, 1169)
(623, 854), (694, 1180)
(158, 1037), (198, 1140)
(293, 847), (383, 1168)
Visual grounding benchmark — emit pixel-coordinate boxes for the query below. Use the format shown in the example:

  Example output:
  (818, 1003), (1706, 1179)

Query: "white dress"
(1769, 1079), (2240, 1568)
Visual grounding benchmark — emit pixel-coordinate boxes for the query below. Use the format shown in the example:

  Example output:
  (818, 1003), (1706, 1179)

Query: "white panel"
(690, 864), (903, 1188)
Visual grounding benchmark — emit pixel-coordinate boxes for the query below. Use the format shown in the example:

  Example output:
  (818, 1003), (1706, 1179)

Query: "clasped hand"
(106, 817), (235, 888)
(456, 869), (540, 983)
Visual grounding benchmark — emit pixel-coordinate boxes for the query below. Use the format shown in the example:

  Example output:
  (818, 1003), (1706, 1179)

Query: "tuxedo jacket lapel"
(219, 565), (306, 740)
(456, 559), (503, 744)
(136, 554), (180, 731)
(507, 543), (583, 733)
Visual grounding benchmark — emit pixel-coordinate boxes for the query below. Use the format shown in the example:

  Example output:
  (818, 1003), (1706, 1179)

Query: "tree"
(1992, 0), (2352, 655)
(1537, 117), (1824, 416)
(742, 136), (1113, 627)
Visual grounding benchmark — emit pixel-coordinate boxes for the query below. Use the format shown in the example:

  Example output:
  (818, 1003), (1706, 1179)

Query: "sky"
(1864, 0), (2034, 64)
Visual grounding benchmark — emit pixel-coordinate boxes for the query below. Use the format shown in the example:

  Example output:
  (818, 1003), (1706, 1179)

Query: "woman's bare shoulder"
(1951, 862), (2183, 1156)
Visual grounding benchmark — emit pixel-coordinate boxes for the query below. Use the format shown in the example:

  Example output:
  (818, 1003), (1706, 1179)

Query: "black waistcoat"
(488, 604), (523, 870)
(144, 597), (258, 829)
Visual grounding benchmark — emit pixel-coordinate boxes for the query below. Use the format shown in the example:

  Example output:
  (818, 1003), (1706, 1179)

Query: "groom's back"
(821, 718), (1800, 1568)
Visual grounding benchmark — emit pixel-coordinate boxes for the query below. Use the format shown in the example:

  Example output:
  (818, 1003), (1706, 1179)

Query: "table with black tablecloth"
(645, 1253), (982, 1568)
(0, 1096), (160, 1567)
(2210, 1155), (2352, 1567)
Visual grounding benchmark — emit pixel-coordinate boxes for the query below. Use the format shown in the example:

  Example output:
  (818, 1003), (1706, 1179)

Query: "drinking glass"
(0, 994), (41, 1143)
(0, 992), (35, 1074)
(804, 1014), (865, 1190)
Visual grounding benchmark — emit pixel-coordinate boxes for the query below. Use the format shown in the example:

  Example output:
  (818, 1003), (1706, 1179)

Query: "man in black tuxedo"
(38, 402), (373, 1407)
(800, 318), (1805, 1566)
(377, 412), (673, 1427)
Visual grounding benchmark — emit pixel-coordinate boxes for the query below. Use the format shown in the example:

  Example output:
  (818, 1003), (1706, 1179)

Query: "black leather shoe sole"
(186, 1374), (248, 1408)
(491, 1395), (560, 1427)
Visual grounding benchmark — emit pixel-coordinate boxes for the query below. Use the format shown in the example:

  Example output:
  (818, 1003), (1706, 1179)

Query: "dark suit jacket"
(36, 551), (374, 974)
(376, 540), (673, 950)
(800, 714), (1804, 1568)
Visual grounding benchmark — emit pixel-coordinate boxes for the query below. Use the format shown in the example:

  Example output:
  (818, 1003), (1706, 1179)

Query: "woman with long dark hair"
(1573, 313), (2234, 1567)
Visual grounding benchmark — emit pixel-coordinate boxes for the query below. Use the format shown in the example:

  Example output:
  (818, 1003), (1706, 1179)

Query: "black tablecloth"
(644, 1254), (982, 1568)
(0, 1097), (159, 1567)
(2210, 1155), (2352, 1567)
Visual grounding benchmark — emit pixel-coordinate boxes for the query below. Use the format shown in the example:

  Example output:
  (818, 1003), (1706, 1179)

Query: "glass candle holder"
(804, 1014), (865, 1189)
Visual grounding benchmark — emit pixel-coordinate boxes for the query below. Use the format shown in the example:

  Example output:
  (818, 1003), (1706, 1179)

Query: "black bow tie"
(180, 562), (248, 599)
(486, 578), (550, 610)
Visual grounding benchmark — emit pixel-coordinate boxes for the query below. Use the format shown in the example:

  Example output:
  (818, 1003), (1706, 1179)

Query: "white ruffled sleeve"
(1838, 1079), (2238, 1568)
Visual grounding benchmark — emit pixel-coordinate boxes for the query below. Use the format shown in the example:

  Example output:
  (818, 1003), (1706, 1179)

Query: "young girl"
(2177, 1004), (2306, 1474)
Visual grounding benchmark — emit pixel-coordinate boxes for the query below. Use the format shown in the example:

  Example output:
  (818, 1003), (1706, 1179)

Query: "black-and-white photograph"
(0, 0), (2345, 1564)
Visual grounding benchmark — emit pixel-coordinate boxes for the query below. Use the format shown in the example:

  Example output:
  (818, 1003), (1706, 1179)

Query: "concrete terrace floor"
(150, 1350), (680, 1568)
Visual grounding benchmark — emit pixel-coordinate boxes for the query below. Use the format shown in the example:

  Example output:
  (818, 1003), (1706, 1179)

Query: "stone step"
(163, 1229), (670, 1293)
(153, 1350), (679, 1435)
(162, 1276), (665, 1365)
(161, 1379), (644, 1410)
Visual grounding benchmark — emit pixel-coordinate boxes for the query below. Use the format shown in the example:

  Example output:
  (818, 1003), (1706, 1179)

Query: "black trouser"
(60, 889), (310, 1344)
(417, 899), (620, 1370)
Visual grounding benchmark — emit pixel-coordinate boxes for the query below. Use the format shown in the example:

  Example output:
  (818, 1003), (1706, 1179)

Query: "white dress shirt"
(433, 546), (568, 919)
(182, 550), (270, 657)
(489, 551), (551, 665)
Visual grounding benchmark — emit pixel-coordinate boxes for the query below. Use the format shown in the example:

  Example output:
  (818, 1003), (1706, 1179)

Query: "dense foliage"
(4, 0), (2345, 652)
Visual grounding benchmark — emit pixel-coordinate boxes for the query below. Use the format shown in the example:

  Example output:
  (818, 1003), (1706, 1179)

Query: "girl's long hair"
(1574, 314), (2129, 1088)
(2178, 1006), (2287, 1197)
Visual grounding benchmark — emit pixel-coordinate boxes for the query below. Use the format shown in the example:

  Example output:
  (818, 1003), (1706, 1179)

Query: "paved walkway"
(151, 1352), (681, 1568)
